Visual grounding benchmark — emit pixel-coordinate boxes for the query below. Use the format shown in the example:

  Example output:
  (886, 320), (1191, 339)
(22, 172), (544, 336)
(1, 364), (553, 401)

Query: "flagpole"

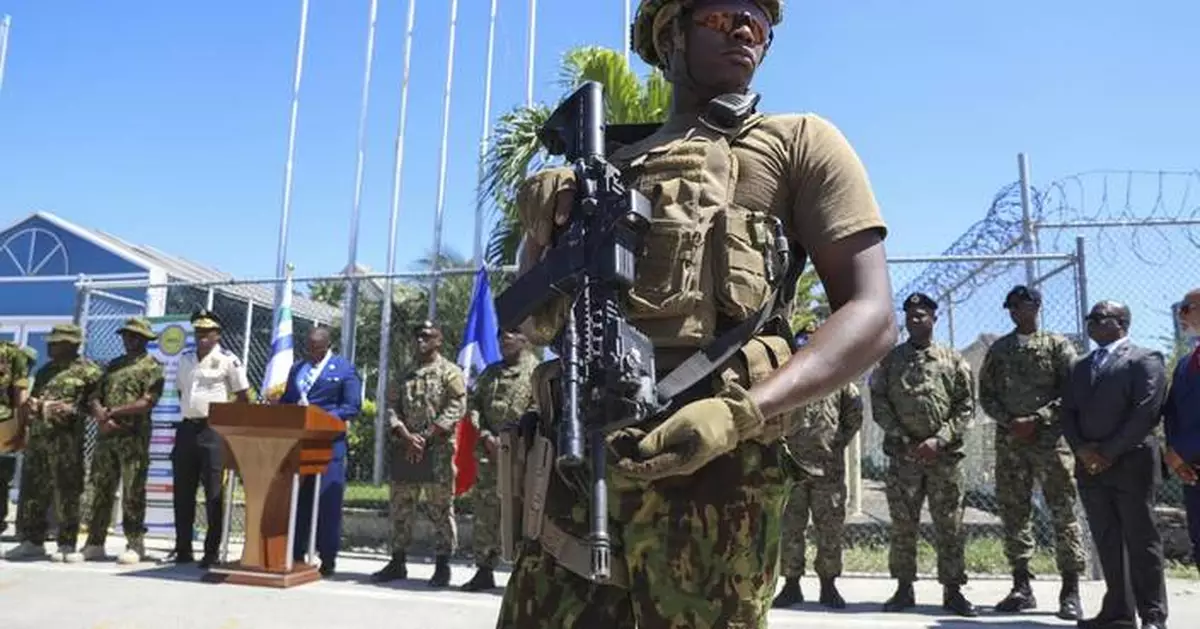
(274, 0), (311, 281)
(623, 0), (630, 67)
(426, 0), (460, 320)
(341, 0), (381, 366)
(0, 15), (12, 96)
(373, 0), (418, 485)
(472, 0), (500, 267)
(525, 0), (537, 106)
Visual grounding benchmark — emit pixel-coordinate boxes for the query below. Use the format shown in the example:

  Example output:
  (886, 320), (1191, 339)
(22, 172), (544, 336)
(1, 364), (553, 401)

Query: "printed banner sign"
(143, 315), (192, 538)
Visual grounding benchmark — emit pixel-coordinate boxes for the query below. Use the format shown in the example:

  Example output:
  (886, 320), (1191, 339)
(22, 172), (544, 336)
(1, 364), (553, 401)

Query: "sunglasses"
(693, 8), (772, 47)
(1181, 302), (1199, 315)
(1085, 313), (1119, 324)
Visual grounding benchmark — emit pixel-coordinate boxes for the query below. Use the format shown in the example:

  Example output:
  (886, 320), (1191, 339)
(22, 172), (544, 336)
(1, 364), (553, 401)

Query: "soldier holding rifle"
(492, 1), (896, 626)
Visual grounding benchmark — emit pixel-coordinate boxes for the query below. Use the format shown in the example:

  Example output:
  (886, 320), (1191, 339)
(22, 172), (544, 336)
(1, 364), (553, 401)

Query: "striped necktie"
(1091, 348), (1108, 381)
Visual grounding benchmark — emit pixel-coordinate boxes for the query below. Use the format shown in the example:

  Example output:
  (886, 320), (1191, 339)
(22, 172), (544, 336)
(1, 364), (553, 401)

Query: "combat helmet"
(631, 0), (784, 70)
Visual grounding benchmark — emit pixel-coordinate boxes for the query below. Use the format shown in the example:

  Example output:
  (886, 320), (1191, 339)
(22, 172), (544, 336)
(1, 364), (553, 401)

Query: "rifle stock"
(493, 81), (661, 585)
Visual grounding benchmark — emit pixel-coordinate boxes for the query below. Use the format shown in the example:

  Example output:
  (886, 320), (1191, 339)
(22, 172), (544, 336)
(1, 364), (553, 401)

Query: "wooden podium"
(203, 402), (345, 588)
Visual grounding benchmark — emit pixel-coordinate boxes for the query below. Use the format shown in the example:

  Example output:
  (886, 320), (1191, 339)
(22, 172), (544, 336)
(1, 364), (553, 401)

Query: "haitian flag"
(453, 266), (502, 495)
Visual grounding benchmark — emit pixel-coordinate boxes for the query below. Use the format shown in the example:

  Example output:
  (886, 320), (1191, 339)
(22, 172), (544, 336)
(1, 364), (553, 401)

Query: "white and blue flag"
(456, 266), (501, 386)
(260, 266), (295, 402)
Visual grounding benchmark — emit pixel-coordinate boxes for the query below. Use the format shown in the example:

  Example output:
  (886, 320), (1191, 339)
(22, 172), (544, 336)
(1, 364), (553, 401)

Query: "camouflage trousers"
(86, 432), (150, 546)
(780, 470), (847, 579)
(17, 431), (85, 545)
(472, 456), (500, 569)
(884, 454), (967, 586)
(995, 432), (1087, 575)
(495, 439), (794, 629)
(390, 481), (457, 555)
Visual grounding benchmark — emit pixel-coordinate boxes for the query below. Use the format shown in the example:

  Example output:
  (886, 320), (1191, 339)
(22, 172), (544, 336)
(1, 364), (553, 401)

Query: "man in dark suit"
(279, 326), (362, 576)
(1063, 300), (1169, 629)
(1163, 289), (1200, 578)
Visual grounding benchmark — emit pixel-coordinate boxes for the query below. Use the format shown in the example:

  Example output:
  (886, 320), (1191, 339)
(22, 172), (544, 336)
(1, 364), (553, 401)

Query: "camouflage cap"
(191, 308), (222, 330)
(117, 317), (158, 340)
(1003, 284), (1042, 308)
(903, 292), (938, 313)
(46, 323), (84, 345)
(632, 0), (784, 69)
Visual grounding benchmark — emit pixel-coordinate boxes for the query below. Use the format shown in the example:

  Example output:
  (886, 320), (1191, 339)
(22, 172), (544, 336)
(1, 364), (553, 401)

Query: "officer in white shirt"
(172, 309), (250, 568)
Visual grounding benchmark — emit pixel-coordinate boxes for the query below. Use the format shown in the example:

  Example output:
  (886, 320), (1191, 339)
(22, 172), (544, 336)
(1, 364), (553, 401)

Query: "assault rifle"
(493, 81), (661, 584)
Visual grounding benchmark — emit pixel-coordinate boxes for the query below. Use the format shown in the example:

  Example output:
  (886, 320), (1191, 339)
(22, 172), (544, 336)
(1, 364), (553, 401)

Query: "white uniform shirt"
(177, 346), (250, 419)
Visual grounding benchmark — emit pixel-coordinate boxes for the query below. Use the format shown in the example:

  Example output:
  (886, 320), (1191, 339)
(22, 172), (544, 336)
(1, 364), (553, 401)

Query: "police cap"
(191, 308), (222, 330)
(903, 292), (938, 313)
(1003, 285), (1042, 308)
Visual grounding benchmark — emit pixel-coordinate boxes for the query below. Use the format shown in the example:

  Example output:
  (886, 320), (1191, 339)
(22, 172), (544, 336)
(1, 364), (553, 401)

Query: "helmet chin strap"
(664, 13), (762, 132)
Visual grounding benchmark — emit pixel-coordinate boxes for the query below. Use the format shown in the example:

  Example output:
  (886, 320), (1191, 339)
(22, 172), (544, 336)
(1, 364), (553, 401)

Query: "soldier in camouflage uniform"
(772, 379), (863, 609)
(458, 328), (538, 592)
(4, 325), (102, 562)
(81, 317), (165, 565)
(494, 0), (899, 626)
(978, 285), (1085, 620)
(371, 320), (467, 587)
(0, 341), (31, 538)
(870, 293), (977, 617)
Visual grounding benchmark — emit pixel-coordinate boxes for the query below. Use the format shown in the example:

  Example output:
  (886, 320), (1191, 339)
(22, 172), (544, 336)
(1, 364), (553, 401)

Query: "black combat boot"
(460, 566), (496, 592)
(1056, 571), (1082, 621)
(370, 551), (408, 583)
(428, 554), (452, 588)
(771, 577), (803, 608)
(943, 585), (978, 617)
(818, 577), (846, 609)
(882, 580), (915, 612)
(994, 568), (1037, 612)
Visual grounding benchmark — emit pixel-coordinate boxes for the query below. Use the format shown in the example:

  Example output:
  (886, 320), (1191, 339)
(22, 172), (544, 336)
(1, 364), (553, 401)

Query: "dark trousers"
(1185, 483), (1200, 572)
(1077, 444), (1168, 624)
(292, 438), (346, 565)
(0, 455), (14, 535)
(171, 418), (225, 558)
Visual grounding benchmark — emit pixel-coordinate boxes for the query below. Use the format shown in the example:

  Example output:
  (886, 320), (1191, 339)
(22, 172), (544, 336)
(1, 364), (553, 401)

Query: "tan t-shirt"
(518, 111), (887, 257)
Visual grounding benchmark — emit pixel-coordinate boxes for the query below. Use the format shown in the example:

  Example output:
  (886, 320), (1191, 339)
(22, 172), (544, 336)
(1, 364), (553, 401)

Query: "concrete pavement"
(2, 538), (1198, 628)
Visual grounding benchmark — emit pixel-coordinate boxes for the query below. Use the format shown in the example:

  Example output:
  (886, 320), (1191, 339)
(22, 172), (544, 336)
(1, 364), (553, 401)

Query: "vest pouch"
(623, 217), (713, 345)
(712, 205), (776, 320)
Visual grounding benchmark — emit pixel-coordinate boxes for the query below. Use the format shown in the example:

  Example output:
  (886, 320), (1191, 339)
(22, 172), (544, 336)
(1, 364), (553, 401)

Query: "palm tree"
(481, 46), (672, 266)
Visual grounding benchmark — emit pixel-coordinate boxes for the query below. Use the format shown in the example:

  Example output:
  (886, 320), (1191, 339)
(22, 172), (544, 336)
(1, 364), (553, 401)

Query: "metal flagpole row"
(426, 0), (461, 321)
(274, 0), (312, 281)
(472, 0), (500, 267)
(373, 0), (419, 485)
(342, 0), (381, 366)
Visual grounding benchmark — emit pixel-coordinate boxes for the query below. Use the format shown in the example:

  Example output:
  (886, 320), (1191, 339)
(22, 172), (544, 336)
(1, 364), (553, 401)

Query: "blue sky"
(1, 1), (1198, 346)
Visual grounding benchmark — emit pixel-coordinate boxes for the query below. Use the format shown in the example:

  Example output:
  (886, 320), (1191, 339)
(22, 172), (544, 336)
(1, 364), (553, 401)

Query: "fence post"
(1018, 153), (1037, 287)
(241, 300), (254, 365)
(945, 291), (957, 348)
(373, 286), (393, 485)
(205, 287), (215, 310)
(1075, 235), (1090, 339)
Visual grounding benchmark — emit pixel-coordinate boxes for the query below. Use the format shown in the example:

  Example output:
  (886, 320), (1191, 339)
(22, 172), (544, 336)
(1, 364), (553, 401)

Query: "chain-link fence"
(9, 234), (1194, 574)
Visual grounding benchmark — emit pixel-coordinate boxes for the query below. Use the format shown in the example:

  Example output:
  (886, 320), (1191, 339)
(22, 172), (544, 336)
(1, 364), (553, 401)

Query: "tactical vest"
(606, 112), (784, 349)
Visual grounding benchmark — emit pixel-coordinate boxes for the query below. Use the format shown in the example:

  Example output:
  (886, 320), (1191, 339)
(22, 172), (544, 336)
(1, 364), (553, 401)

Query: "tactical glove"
(612, 382), (767, 481)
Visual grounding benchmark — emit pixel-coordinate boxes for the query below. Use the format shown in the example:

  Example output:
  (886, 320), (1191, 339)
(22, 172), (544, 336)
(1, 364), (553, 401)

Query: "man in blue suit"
(279, 326), (362, 576)
(1165, 288), (1200, 579)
